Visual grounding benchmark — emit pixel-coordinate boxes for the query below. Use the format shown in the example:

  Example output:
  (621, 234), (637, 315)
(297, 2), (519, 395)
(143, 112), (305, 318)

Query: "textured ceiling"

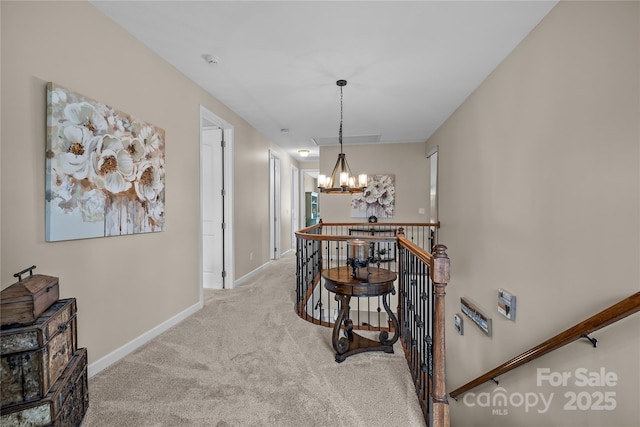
(90, 1), (557, 161)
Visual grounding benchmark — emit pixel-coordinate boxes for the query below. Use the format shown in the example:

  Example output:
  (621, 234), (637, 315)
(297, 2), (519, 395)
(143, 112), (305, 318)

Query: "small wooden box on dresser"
(1, 269), (88, 427)
(0, 268), (59, 326)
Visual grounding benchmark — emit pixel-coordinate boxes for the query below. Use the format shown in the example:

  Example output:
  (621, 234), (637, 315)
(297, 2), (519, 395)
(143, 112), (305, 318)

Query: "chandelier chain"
(317, 78), (366, 194)
(339, 85), (344, 153)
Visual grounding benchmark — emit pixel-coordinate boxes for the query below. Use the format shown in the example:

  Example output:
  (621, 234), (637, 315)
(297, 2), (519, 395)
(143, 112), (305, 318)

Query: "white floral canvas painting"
(46, 83), (165, 241)
(351, 174), (395, 218)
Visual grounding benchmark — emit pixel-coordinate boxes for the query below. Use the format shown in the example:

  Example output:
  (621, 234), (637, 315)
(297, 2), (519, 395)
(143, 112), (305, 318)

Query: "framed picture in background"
(45, 83), (165, 241)
(351, 174), (395, 218)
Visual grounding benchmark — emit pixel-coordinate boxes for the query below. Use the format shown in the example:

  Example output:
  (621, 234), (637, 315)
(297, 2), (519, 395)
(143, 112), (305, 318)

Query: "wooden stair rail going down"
(449, 291), (640, 400)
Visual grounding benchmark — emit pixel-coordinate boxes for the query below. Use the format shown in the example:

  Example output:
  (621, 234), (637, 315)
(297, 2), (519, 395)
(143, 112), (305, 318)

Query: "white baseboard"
(233, 261), (271, 287)
(89, 259), (277, 376)
(87, 300), (203, 378)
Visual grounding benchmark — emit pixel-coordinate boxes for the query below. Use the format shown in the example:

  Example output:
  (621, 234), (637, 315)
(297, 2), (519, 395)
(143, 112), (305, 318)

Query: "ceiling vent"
(312, 134), (381, 146)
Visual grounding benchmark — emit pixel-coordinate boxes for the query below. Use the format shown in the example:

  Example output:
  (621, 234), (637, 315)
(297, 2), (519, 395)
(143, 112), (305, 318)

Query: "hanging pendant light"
(317, 80), (367, 194)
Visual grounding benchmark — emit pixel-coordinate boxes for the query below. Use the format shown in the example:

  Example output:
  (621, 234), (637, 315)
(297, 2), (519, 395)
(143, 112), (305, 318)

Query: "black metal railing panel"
(296, 226), (322, 324)
(295, 223), (436, 334)
(399, 241), (434, 406)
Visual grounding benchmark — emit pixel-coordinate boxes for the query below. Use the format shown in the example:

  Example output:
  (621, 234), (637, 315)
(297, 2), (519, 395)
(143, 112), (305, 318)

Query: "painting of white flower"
(351, 174), (395, 218)
(46, 83), (165, 241)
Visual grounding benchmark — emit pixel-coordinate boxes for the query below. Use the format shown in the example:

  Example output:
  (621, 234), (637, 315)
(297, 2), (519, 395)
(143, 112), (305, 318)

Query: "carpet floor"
(81, 252), (425, 426)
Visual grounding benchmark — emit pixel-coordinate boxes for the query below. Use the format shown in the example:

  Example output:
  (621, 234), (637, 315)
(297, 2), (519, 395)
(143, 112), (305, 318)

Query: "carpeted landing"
(82, 253), (425, 426)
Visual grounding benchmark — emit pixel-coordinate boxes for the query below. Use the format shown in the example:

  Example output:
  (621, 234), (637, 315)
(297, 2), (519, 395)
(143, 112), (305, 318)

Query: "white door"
(202, 128), (224, 289)
(200, 106), (234, 291)
(269, 151), (281, 260)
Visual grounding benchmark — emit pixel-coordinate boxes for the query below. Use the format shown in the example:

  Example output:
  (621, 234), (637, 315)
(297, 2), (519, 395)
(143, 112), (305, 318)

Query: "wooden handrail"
(295, 220), (440, 240)
(301, 221), (441, 227)
(294, 233), (398, 243)
(397, 235), (434, 266)
(449, 291), (640, 399)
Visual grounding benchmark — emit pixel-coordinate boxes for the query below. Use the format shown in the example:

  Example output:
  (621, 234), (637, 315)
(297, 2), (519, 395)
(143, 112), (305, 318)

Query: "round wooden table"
(322, 266), (400, 362)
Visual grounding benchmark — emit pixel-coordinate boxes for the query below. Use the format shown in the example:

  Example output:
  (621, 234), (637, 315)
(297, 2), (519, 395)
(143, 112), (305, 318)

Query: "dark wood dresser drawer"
(1, 298), (77, 407)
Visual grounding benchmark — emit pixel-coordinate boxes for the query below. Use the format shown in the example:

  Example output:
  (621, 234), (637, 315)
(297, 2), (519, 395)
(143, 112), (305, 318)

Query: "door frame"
(269, 150), (281, 260)
(199, 106), (234, 294)
(427, 146), (438, 223)
(300, 169), (319, 229)
(291, 164), (299, 248)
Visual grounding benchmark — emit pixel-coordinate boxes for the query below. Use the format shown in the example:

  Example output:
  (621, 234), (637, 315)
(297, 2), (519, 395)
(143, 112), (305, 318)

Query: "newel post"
(431, 244), (450, 427)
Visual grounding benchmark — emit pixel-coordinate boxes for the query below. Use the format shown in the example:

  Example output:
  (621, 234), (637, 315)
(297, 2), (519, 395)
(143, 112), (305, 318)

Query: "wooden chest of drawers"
(0, 298), (77, 407)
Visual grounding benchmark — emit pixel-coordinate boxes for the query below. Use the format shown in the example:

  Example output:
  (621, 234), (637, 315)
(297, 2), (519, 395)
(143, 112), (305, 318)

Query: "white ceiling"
(90, 1), (557, 161)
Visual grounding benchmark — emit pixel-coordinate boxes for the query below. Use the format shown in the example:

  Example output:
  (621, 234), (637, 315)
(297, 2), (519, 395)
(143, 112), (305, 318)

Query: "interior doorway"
(301, 169), (319, 228)
(269, 150), (281, 260)
(200, 106), (234, 290)
(291, 165), (299, 248)
(427, 147), (438, 223)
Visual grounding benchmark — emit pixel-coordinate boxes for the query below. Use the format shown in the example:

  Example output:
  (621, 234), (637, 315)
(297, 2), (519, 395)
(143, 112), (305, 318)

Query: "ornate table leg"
(379, 290), (400, 346)
(332, 294), (352, 360)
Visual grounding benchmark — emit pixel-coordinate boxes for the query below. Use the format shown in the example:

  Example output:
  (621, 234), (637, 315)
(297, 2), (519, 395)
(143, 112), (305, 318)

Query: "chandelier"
(317, 80), (367, 194)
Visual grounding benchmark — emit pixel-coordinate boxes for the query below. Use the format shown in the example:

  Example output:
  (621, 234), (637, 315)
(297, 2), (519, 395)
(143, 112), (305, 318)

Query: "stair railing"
(449, 291), (640, 400)
(397, 229), (450, 427)
(295, 221), (437, 331)
(295, 222), (449, 427)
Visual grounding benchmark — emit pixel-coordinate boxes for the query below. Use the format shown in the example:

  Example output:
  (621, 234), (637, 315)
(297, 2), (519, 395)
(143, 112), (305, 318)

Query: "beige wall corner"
(428, 2), (639, 425)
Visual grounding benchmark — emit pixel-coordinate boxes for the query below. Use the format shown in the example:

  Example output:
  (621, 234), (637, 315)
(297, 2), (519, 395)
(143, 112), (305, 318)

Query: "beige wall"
(303, 174), (318, 193)
(427, 2), (639, 426)
(0, 1), (294, 367)
(318, 142), (431, 223)
(0, 0), (3, 287)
